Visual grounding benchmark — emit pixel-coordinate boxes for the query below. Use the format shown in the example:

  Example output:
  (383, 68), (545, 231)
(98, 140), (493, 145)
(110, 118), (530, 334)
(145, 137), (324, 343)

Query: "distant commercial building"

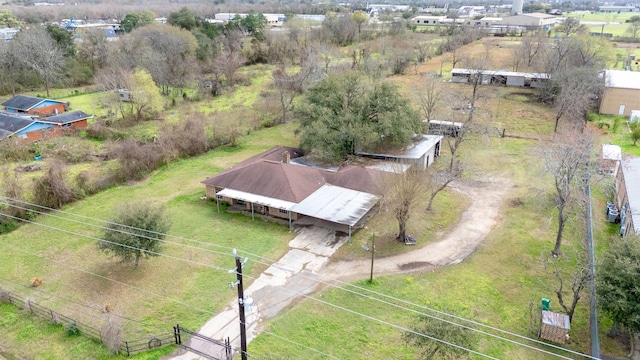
(598, 5), (636, 12)
(500, 13), (557, 28)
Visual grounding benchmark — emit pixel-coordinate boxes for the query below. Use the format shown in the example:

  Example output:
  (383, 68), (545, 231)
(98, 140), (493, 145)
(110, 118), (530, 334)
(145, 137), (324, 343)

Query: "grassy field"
(0, 37), (630, 359)
(248, 43), (626, 359)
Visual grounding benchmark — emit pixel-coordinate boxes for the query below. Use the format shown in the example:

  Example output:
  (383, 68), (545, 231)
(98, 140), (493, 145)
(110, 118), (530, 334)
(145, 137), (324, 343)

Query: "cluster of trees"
(511, 32), (610, 131)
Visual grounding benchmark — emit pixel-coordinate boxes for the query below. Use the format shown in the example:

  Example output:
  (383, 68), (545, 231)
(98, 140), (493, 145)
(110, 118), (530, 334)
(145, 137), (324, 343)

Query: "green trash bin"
(541, 298), (550, 311)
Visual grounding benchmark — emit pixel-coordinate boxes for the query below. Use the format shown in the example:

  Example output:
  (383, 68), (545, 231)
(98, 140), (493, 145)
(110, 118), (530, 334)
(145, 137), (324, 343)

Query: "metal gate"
(174, 324), (233, 360)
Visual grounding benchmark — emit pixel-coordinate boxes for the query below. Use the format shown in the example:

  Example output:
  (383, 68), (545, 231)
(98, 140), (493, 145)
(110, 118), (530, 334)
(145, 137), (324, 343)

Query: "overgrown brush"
(32, 160), (77, 209)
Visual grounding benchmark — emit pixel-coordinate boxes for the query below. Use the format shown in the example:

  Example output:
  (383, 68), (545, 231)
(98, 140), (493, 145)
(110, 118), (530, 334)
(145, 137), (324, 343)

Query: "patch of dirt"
(320, 177), (512, 281)
(509, 198), (524, 207)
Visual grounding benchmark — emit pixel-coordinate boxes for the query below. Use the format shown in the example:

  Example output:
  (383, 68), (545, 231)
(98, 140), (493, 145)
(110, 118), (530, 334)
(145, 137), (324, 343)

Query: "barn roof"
(40, 110), (92, 124)
(0, 113), (36, 139)
(1, 95), (63, 111)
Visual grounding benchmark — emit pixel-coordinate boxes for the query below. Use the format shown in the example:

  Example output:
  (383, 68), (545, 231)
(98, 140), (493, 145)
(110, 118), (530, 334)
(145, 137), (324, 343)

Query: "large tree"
(121, 11), (155, 33)
(598, 233), (640, 360)
(551, 66), (603, 132)
(296, 71), (422, 162)
(12, 26), (65, 97)
(380, 166), (427, 243)
(98, 202), (171, 269)
(540, 128), (594, 256)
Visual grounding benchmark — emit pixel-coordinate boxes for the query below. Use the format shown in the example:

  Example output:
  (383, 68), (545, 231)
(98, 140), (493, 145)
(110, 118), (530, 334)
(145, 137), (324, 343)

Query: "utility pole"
(229, 250), (249, 360)
(369, 233), (375, 284)
(235, 254), (248, 360)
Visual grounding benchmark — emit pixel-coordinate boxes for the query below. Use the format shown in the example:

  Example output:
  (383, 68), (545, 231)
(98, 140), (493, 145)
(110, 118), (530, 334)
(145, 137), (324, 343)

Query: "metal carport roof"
(290, 184), (380, 227)
(216, 188), (296, 210)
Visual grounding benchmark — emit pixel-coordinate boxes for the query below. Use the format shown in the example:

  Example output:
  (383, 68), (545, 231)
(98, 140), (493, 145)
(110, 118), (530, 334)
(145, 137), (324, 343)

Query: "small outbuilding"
(539, 310), (570, 344)
(500, 13), (557, 29)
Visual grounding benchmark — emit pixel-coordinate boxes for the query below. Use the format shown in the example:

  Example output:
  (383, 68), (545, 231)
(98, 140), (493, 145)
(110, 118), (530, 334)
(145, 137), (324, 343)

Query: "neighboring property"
(500, 13), (557, 29)
(202, 136), (444, 234)
(0, 110), (91, 143)
(2, 95), (68, 116)
(451, 68), (550, 88)
(615, 157), (640, 236)
(599, 70), (640, 117)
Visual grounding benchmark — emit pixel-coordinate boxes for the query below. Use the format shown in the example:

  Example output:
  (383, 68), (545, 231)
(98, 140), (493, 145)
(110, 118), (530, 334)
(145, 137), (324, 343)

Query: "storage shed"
(539, 310), (570, 344)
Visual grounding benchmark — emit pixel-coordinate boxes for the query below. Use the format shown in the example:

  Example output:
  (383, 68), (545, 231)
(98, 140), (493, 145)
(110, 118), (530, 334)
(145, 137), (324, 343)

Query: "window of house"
(279, 209), (288, 214)
(236, 199), (245, 206)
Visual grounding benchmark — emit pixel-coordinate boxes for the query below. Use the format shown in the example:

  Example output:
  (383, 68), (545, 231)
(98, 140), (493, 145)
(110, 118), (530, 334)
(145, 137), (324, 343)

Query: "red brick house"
(2, 95), (68, 117)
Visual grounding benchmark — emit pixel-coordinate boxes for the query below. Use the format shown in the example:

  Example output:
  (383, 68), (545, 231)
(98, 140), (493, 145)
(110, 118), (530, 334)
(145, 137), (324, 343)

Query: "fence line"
(0, 288), (174, 356)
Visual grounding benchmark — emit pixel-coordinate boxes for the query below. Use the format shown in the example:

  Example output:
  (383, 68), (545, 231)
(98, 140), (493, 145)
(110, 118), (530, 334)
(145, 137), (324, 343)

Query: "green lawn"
(0, 123), (300, 354)
(0, 303), (174, 360)
(589, 113), (640, 157)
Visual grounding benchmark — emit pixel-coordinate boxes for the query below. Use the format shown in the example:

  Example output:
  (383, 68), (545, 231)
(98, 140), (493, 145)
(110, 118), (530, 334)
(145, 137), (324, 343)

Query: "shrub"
(0, 139), (32, 162)
(65, 322), (80, 336)
(110, 140), (164, 182)
(32, 160), (77, 209)
(157, 115), (210, 160)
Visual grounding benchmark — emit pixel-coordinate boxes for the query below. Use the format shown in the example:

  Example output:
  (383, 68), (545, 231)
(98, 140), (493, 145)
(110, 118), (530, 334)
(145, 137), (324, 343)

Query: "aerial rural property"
(1, 0), (640, 359)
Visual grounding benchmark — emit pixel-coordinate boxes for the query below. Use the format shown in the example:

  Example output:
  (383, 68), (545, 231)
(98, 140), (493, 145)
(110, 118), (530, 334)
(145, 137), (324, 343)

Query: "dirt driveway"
(320, 177), (511, 281)
(170, 177), (511, 360)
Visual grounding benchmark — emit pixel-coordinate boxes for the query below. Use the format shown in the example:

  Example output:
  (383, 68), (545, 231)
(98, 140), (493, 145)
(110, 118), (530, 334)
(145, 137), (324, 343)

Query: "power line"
(0, 200), (596, 359)
(0, 240), (343, 360)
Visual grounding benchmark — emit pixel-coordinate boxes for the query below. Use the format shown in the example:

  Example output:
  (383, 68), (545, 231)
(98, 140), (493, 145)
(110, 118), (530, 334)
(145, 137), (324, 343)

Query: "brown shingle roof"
(202, 146), (384, 202)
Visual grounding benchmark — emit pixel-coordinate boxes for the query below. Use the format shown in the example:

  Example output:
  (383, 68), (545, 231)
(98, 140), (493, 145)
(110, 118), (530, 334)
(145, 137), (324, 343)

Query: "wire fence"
(0, 288), (175, 356)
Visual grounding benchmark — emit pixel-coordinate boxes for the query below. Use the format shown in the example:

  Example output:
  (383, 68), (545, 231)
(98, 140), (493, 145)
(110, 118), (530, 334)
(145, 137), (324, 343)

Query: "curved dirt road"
(320, 177), (512, 281)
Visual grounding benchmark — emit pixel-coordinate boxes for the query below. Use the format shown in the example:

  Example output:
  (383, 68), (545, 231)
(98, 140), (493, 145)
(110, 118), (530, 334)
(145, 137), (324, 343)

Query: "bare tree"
(542, 247), (591, 323)
(0, 41), (23, 96)
(517, 32), (545, 68)
(212, 49), (245, 87)
(540, 128), (594, 256)
(425, 162), (462, 211)
(414, 41), (433, 64)
(416, 74), (444, 121)
(272, 56), (320, 124)
(12, 26), (65, 97)
(551, 67), (603, 132)
(379, 166), (427, 243)
(572, 35), (613, 68)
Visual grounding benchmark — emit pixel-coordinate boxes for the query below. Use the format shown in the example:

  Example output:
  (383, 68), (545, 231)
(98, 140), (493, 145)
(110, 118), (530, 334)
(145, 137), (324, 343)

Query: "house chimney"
(282, 151), (290, 164)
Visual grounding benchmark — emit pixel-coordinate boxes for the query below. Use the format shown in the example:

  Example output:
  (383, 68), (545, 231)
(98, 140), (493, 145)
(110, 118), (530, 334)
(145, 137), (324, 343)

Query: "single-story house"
(615, 157), (640, 236)
(202, 146), (383, 235)
(202, 136), (444, 234)
(0, 110), (91, 143)
(451, 68), (550, 88)
(2, 95), (68, 116)
(599, 70), (640, 117)
(500, 13), (557, 28)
